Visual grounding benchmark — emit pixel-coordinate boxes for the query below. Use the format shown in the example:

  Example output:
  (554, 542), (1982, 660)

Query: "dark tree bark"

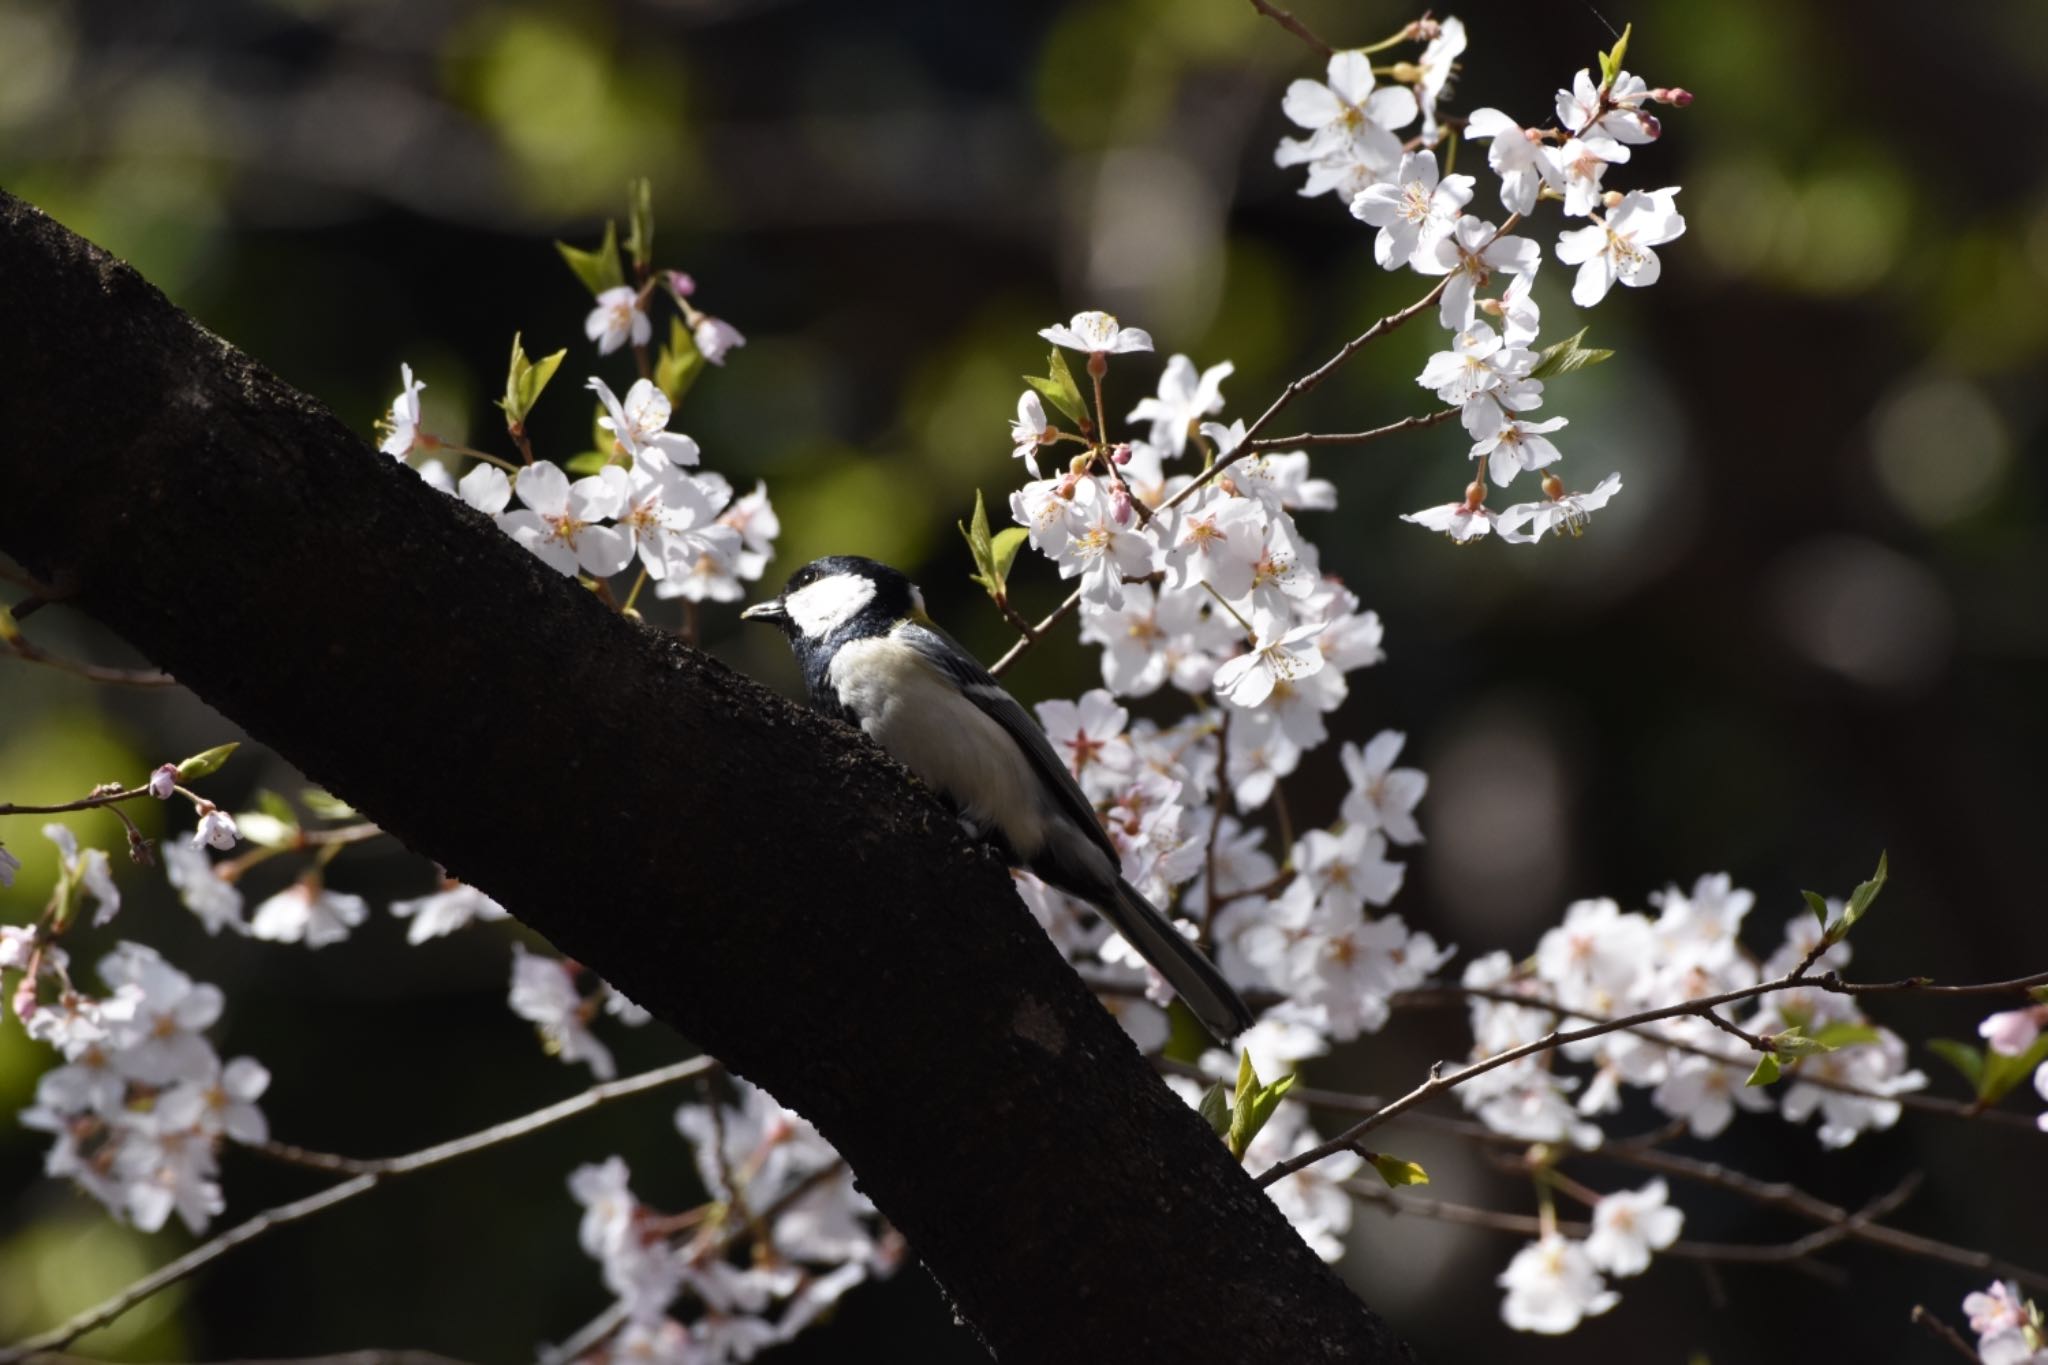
(0, 190), (1414, 1364)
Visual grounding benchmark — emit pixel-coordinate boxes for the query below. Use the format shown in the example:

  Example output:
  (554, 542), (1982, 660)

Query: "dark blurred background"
(3, 0), (2046, 1360)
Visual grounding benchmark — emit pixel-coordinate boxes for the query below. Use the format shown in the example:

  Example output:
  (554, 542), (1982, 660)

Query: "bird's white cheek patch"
(784, 573), (878, 638)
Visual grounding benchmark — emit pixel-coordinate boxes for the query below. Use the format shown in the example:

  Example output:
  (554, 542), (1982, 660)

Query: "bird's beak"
(739, 599), (787, 624)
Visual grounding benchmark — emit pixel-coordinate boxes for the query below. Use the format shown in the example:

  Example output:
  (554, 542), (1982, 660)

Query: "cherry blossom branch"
(990, 266), (1465, 678)
(1401, 981), (2048, 1130)
(0, 1056), (718, 1362)
(1345, 1174), (1919, 1275)
(3, 630), (175, 687)
(1246, 0), (1332, 56)
(1271, 1075), (2048, 1294)
(1256, 962), (2048, 1189)
(0, 784), (152, 817)
(1244, 407), (1460, 451)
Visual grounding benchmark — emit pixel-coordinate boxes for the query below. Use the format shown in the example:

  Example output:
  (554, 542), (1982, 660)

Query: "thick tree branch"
(0, 191), (1411, 1363)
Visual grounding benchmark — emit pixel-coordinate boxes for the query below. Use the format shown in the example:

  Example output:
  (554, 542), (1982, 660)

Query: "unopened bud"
(1651, 87), (1693, 106)
(1542, 472), (1564, 500)
(1389, 61), (1422, 84)
(148, 764), (177, 800)
(1111, 443), (1132, 466)
(666, 270), (697, 298)
(1463, 480), (1487, 510)
(1111, 487), (1134, 526)
(1638, 112), (1662, 139)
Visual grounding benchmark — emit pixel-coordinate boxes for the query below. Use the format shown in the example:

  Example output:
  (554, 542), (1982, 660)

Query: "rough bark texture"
(0, 190), (1414, 1364)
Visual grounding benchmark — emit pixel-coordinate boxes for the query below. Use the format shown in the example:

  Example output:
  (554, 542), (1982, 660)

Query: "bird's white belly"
(827, 637), (1049, 856)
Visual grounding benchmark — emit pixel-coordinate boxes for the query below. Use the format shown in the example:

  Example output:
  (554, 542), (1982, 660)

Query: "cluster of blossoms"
(5, 915), (267, 1236)
(1275, 19), (1688, 541)
(559, 1080), (895, 1363)
(1965, 1281), (2048, 1365)
(1457, 877), (1925, 1152)
(1495, 1181), (1682, 1334)
(1451, 875), (1932, 1329)
(380, 369), (778, 604)
(1005, 309), (1447, 1253)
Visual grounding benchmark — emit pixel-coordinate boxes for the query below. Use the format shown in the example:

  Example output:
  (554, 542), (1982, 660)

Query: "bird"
(741, 555), (1255, 1041)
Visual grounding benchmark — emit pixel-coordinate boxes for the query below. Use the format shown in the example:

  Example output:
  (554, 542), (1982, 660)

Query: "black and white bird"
(741, 555), (1255, 1040)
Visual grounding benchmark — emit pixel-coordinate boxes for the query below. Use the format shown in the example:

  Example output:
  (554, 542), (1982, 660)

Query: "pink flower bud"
(1638, 112), (1663, 139)
(1111, 487), (1134, 526)
(11, 974), (36, 1024)
(1979, 1006), (2047, 1057)
(1651, 87), (1694, 107)
(1111, 443), (1132, 466)
(148, 763), (178, 800)
(665, 270), (697, 298)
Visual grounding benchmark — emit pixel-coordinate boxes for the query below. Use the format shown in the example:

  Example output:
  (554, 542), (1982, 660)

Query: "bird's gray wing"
(892, 621), (1121, 868)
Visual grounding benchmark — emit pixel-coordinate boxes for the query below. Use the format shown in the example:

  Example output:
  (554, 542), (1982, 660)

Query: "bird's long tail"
(1101, 876), (1257, 1042)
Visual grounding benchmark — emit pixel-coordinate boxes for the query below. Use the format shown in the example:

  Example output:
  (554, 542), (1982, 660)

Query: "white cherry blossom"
(1464, 109), (1562, 215)
(1127, 355), (1233, 459)
(1498, 1237), (1619, 1334)
(498, 460), (633, 578)
(585, 285), (651, 355)
(1585, 1180), (1683, 1277)
(1556, 189), (1686, 306)
(1350, 149), (1475, 271)
(1039, 310), (1153, 355)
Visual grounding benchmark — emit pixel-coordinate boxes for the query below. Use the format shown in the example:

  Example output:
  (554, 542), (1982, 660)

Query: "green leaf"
(959, 491), (1001, 597)
(1598, 22), (1632, 88)
(1837, 851), (1888, 936)
(254, 789), (298, 829)
(1802, 889), (1830, 931)
(1197, 1081), (1230, 1138)
(655, 315), (706, 406)
(1026, 349), (1088, 428)
(555, 221), (625, 296)
(1745, 1053), (1781, 1087)
(1979, 1033), (2048, 1105)
(1809, 1022), (1882, 1051)
(989, 528), (1029, 589)
(1226, 1053), (1296, 1162)
(301, 788), (357, 821)
(1370, 1153), (1431, 1188)
(1527, 327), (1615, 381)
(624, 177), (655, 271)
(497, 333), (568, 426)
(1927, 1038), (1985, 1091)
(174, 742), (240, 781)
(563, 452), (612, 476)
(1768, 1025), (1835, 1059)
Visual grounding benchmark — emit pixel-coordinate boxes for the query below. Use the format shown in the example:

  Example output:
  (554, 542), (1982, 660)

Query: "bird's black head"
(739, 555), (924, 643)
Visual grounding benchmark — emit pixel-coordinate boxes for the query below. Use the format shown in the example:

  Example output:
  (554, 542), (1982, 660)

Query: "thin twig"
(1390, 982), (2048, 1129)
(1912, 1305), (1989, 1363)
(1244, 407), (1460, 451)
(1, 1056), (719, 1362)
(1256, 958), (2047, 1189)
(1247, 0), (1332, 55)
(0, 784), (150, 818)
(5, 634), (174, 687)
(1270, 1075), (2048, 1294)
